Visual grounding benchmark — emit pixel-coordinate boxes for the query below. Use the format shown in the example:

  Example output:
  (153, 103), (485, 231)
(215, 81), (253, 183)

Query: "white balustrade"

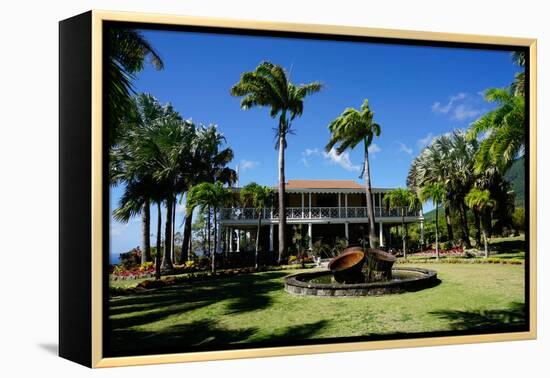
(220, 206), (418, 220)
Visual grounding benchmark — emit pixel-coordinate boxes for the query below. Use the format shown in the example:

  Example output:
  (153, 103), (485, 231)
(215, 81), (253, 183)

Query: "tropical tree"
(468, 88), (525, 173)
(187, 182), (233, 272)
(110, 94), (169, 265)
(107, 28), (164, 146)
(419, 183), (446, 259)
(241, 183), (275, 268)
(178, 125), (237, 264)
(408, 138), (454, 242)
(326, 99), (381, 248)
(409, 131), (476, 248)
(465, 188), (495, 258)
(511, 51), (526, 97)
(383, 188), (419, 258)
(230, 61), (322, 264)
(125, 102), (194, 272)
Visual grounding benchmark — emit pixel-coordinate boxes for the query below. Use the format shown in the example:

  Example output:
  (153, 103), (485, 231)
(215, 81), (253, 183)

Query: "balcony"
(219, 206), (420, 221)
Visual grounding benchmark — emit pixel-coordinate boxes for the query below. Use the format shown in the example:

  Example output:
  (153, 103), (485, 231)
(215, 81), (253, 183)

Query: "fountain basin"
(284, 267), (438, 297)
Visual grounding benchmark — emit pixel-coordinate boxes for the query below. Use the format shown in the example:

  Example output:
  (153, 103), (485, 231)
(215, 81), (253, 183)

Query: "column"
(338, 193), (342, 218)
(308, 192), (312, 219)
(420, 220), (425, 246)
(308, 223), (313, 250)
(379, 222), (384, 247)
(269, 224), (274, 252)
(345, 222), (349, 241)
(301, 192), (305, 218)
(236, 228), (240, 252)
(345, 193), (348, 218)
(229, 228), (233, 252)
(216, 216), (222, 254)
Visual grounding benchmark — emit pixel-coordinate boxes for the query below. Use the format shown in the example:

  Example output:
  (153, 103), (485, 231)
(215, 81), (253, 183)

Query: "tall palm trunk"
(473, 209), (482, 247)
(277, 132), (286, 264)
(141, 199), (151, 264)
(363, 142), (377, 248)
(482, 228), (489, 258)
(444, 205), (454, 241)
(401, 210), (406, 258)
(212, 207), (217, 273)
(161, 196), (174, 271)
(255, 214), (262, 269)
(435, 202), (440, 260)
(179, 213), (192, 263)
(458, 201), (472, 248)
(207, 206), (211, 256)
(155, 202), (162, 280)
(172, 199), (176, 263)
(181, 189), (193, 263)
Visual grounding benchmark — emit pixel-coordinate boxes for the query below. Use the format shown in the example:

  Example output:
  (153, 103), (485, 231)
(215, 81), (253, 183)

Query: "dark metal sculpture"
(328, 246), (396, 283)
(327, 248), (365, 283)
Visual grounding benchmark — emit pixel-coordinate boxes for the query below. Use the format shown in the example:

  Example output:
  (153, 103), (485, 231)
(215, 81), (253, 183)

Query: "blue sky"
(109, 28), (520, 262)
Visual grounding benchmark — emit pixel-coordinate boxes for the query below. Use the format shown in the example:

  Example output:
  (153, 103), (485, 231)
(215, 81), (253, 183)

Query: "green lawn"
(108, 263), (526, 356)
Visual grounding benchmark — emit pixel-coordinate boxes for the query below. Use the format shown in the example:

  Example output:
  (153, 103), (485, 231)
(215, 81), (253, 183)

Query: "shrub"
(119, 247), (142, 269)
(198, 256), (212, 269)
(139, 262), (154, 272)
(442, 241), (454, 251)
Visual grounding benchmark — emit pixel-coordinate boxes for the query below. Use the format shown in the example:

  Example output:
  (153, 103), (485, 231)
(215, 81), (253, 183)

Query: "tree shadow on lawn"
(429, 302), (526, 331)
(109, 271), (289, 327)
(490, 239), (525, 257)
(107, 319), (329, 357)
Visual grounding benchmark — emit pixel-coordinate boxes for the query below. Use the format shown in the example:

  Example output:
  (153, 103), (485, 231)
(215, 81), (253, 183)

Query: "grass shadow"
(490, 239), (525, 255)
(429, 302), (526, 331)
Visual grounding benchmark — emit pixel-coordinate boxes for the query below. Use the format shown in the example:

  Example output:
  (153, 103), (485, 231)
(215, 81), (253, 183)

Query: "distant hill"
(422, 156), (525, 220)
(505, 156), (525, 208)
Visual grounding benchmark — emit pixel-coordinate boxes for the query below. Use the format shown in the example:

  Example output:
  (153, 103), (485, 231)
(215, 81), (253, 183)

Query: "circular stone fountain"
(285, 247), (438, 297)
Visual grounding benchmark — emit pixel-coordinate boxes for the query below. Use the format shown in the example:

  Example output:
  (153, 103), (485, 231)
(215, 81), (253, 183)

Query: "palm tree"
(409, 131), (476, 248)
(326, 99), (381, 248)
(231, 61), (322, 264)
(241, 183), (275, 268)
(187, 182), (233, 272)
(126, 102), (194, 272)
(178, 125), (237, 264)
(107, 28), (164, 146)
(408, 139), (454, 242)
(444, 131), (477, 249)
(511, 51), (526, 97)
(110, 94), (168, 264)
(419, 183), (446, 259)
(383, 188), (418, 258)
(465, 188), (495, 258)
(468, 88), (525, 173)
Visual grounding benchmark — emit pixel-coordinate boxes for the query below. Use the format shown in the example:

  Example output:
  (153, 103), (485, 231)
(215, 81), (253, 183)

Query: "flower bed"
(110, 262), (155, 280)
(409, 246), (465, 258)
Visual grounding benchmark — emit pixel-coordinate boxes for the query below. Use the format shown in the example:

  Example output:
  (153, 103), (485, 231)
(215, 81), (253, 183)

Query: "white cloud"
(452, 104), (482, 121)
(431, 92), (466, 114)
(368, 143), (382, 155)
(396, 141), (413, 155)
(300, 147), (321, 167)
(323, 148), (361, 172)
(240, 159), (260, 170)
(417, 133), (434, 149)
(432, 92), (482, 121)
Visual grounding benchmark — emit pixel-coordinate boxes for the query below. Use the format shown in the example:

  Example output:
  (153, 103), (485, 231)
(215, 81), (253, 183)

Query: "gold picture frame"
(59, 10), (537, 368)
